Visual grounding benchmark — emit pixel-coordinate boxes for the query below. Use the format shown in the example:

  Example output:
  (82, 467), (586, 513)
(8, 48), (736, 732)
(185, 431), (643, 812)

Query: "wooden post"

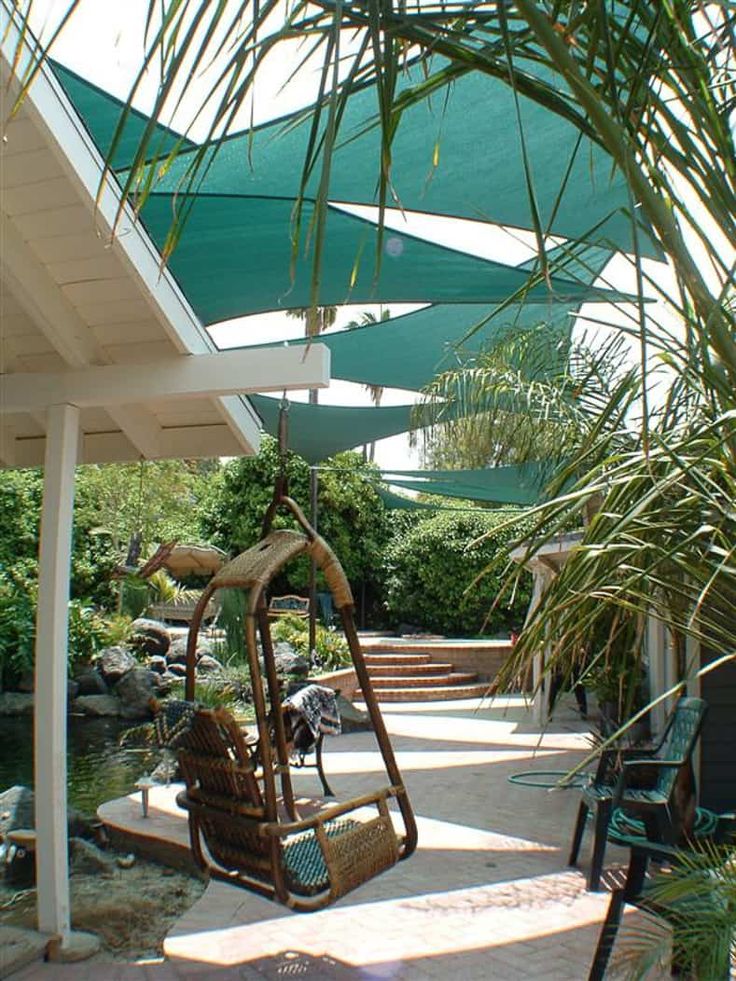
(34, 403), (79, 941)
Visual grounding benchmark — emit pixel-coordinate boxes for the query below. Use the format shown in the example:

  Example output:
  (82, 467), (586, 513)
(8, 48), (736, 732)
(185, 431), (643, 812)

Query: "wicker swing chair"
(175, 493), (417, 911)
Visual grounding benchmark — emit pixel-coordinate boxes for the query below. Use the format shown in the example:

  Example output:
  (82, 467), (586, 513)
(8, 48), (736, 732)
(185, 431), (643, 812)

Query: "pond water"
(0, 715), (162, 816)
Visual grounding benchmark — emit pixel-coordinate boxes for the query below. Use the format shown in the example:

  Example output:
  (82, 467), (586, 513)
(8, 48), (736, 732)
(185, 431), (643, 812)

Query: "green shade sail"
(51, 60), (195, 170)
(240, 244), (616, 392)
(256, 300), (572, 392)
(250, 395), (415, 463)
(139, 195), (622, 324)
(149, 60), (657, 258)
(381, 462), (548, 506)
(375, 487), (479, 512)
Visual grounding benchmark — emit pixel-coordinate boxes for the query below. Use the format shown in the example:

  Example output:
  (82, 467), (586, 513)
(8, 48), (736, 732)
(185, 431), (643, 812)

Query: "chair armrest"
(621, 758), (682, 769)
(264, 785), (401, 836)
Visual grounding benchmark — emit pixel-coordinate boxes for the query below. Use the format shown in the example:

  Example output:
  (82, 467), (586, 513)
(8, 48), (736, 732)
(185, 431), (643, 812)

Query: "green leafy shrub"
(383, 509), (533, 636)
(271, 614), (351, 671)
(66, 600), (111, 671)
(0, 561), (37, 688)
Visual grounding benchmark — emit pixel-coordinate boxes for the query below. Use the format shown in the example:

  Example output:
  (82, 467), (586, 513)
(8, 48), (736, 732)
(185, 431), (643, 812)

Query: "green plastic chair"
(569, 696), (707, 891)
(588, 813), (735, 980)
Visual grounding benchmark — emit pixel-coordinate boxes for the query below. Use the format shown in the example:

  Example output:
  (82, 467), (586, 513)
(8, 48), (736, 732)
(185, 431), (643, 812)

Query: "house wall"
(699, 648), (736, 812)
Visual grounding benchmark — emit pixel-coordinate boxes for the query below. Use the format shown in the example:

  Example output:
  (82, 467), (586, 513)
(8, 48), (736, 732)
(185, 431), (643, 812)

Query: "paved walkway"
(11, 696), (661, 980)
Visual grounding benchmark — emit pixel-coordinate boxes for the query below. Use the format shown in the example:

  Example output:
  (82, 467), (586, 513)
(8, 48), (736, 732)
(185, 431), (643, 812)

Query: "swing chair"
(173, 405), (417, 911)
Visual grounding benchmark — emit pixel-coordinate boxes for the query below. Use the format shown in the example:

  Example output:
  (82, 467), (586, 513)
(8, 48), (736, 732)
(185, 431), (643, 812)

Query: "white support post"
(34, 403), (79, 942)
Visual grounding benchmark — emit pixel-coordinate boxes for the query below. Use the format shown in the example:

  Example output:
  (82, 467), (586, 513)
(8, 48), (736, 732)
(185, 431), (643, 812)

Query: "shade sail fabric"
(376, 487), (479, 512)
(148, 60), (657, 258)
(250, 395), (415, 463)
(52, 60), (195, 170)
(254, 301), (574, 392)
(239, 244), (616, 391)
(139, 195), (623, 324)
(380, 462), (548, 506)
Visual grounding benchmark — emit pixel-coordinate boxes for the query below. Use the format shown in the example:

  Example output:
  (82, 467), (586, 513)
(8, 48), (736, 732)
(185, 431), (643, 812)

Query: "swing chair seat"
(177, 491), (416, 911)
(174, 706), (402, 909)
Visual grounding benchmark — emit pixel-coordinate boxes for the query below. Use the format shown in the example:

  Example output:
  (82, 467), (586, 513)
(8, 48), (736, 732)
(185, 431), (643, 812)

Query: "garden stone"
(336, 694), (373, 733)
(195, 654), (223, 675)
(167, 663), (187, 678)
(167, 636), (212, 665)
(114, 668), (159, 719)
(272, 644), (309, 679)
(131, 618), (171, 657)
(0, 786), (34, 840)
(74, 668), (109, 697)
(0, 786), (94, 841)
(97, 647), (137, 685)
(0, 693), (34, 716)
(148, 655), (167, 675)
(160, 670), (182, 685)
(72, 695), (122, 718)
(69, 837), (115, 875)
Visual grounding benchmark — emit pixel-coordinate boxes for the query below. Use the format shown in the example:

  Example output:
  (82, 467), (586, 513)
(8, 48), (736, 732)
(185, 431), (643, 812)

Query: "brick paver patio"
(11, 695), (664, 980)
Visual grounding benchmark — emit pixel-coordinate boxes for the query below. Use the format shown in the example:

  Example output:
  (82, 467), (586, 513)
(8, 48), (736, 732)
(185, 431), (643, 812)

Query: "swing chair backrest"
(177, 495), (417, 911)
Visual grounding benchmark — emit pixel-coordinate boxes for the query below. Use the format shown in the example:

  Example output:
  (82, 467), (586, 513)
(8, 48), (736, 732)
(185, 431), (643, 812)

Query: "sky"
(27, 0), (678, 472)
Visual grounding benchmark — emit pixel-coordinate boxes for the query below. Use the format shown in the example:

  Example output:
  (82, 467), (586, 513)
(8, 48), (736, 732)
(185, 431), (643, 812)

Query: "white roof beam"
(2, 344), (330, 414)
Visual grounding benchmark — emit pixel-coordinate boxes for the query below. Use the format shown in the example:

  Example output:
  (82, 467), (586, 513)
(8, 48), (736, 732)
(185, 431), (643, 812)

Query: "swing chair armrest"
(262, 786), (400, 837)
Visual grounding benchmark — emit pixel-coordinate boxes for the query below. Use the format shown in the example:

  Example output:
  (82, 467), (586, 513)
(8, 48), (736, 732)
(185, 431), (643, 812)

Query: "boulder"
(114, 667), (159, 719)
(0, 786), (94, 842)
(74, 668), (109, 697)
(71, 694), (122, 718)
(0, 786), (34, 841)
(195, 654), (223, 676)
(148, 655), (168, 675)
(160, 670), (183, 685)
(167, 663), (187, 678)
(336, 694), (373, 733)
(97, 646), (137, 685)
(0, 693), (34, 716)
(130, 618), (171, 657)
(69, 837), (115, 875)
(167, 636), (212, 666)
(272, 643), (309, 680)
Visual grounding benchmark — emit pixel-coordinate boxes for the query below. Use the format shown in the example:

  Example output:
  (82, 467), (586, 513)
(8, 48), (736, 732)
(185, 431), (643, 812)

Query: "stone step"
(355, 683), (489, 702)
(365, 661), (455, 676)
(369, 672), (479, 689)
(363, 653), (433, 666)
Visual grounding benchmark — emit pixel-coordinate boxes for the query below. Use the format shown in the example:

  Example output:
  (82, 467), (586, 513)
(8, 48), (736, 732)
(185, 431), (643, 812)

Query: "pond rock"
(74, 668), (109, 697)
(97, 646), (137, 685)
(272, 644), (309, 679)
(336, 694), (373, 733)
(0, 786), (94, 842)
(148, 655), (168, 675)
(131, 618), (171, 657)
(0, 693), (34, 716)
(72, 694), (122, 718)
(167, 636), (212, 666)
(167, 663), (187, 678)
(195, 654), (223, 675)
(69, 837), (115, 875)
(0, 786), (34, 840)
(114, 667), (160, 719)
